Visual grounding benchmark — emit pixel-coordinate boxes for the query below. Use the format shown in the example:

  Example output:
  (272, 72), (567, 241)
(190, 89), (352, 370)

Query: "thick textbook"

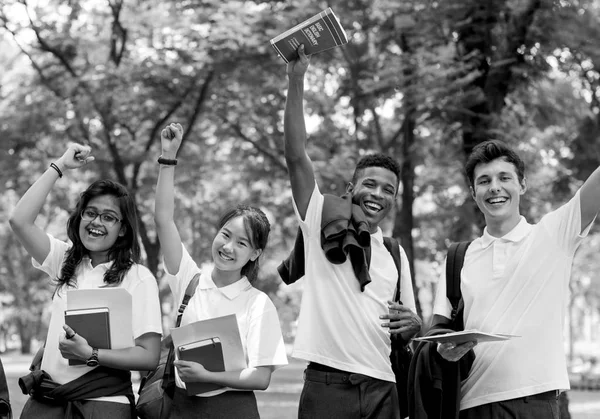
(412, 330), (520, 345)
(66, 288), (134, 350)
(171, 314), (246, 396)
(178, 337), (226, 395)
(64, 307), (111, 366)
(270, 8), (348, 63)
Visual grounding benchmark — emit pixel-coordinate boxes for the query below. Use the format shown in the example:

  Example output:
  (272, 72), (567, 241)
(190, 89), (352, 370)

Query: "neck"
(485, 214), (521, 238)
(211, 268), (243, 288)
(89, 251), (109, 267)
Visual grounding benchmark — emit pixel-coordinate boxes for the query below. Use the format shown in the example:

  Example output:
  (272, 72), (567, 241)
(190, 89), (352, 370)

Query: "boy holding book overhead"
(154, 123), (288, 418)
(281, 46), (422, 419)
(9, 143), (162, 419)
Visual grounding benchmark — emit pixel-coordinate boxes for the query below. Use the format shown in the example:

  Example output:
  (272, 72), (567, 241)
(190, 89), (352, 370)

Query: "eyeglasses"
(80, 208), (122, 227)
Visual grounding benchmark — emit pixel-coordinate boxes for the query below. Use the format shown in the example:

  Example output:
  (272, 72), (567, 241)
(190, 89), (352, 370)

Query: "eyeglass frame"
(80, 208), (123, 227)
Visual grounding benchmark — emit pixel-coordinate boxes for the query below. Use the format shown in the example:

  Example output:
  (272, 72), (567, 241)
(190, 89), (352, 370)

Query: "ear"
(519, 177), (527, 195)
(118, 225), (126, 237)
(470, 185), (476, 201)
(346, 182), (354, 194)
(250, 248), (262, 262)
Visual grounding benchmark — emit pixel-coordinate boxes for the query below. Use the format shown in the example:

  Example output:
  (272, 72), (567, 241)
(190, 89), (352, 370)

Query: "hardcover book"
(270, 7), (348, 63)
(64, 307), (111, 366)
(178, 337), (225, 395)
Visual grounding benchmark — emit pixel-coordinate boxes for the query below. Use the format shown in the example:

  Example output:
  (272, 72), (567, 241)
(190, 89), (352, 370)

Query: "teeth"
(88, 228), (105, 236)
(364, 202), (382, 212)
(219, 252), (233, 261)
(488, 197), (507, 204)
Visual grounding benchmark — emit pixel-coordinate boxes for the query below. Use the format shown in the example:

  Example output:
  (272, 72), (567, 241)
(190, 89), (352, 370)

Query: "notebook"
(64, 307), (111, 365)
(178, 337), (225, 395)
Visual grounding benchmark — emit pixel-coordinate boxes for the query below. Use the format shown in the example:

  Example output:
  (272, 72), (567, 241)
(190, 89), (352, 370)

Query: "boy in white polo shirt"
(283, 45), (422, 419)
(432, 140), (600, 418)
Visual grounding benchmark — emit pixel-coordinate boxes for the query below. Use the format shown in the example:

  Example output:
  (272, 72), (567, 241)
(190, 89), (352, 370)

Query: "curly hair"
(351, 154), (401, 188)
(56, 179), (140, 290)
(217, 205), (271, 284)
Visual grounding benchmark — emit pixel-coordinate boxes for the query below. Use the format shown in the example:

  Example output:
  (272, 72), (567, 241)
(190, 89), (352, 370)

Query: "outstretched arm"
(284, 45), (317, 219)
(579, 165), (600, 231)
(9, 144), (94, 264)
(154, 123), (185, 275)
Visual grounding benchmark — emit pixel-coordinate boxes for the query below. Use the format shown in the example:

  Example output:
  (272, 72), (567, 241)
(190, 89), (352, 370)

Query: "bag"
(383, 237), (413, 419)
(136, 273), (200, 419)
(0, 357), (11, 419)
(445, 241), (472, 329)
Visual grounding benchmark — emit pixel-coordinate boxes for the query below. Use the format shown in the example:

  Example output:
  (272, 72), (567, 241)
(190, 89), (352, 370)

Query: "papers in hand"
(412, 330), (520, 345)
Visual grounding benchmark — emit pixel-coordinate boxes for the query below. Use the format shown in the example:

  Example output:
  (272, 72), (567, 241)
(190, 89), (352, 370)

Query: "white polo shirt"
(291, 184), (416, 382)
(432, 191), (594, 410)
(165, 243), (288, 397)
(33, 233), (163, 403)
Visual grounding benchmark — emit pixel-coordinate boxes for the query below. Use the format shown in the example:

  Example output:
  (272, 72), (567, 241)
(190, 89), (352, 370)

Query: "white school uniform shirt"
(33, 233), (162, 404)
(291, 183), (417, 382)
(165, 243), (288, 397)
(432, 191), (595, 410)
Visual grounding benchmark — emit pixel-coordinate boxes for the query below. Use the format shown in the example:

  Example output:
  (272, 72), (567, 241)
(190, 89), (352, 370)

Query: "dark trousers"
(459, 390), (560, 419)
(298, 364), (401, 419)
(168, 387), (260, 419)
(20, 397), (131, 419)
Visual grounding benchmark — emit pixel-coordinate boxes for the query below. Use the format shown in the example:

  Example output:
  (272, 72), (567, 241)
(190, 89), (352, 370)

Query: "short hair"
(351, 154), (401, 187)
(465, 140), (526, 188)
(217, 205), (271, 284)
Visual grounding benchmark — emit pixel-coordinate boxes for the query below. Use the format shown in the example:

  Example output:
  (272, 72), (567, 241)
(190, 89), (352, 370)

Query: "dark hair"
(465, 140), (526, 188)
(217, 205), (270, 284)
(351, 154), (401, 188)
(56, 179), (140, 290)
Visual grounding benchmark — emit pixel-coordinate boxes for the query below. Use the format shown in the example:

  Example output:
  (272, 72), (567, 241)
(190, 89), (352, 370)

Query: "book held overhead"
(270, 8), (349, 63)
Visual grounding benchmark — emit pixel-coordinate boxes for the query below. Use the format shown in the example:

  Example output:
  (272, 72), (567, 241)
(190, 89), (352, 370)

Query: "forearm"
(154, 165), (176, 226)
(95, 334), (161, 371)
(197, 366), (272, 391)
(9, 163), (62, 228)
(284, 75), (308, 163)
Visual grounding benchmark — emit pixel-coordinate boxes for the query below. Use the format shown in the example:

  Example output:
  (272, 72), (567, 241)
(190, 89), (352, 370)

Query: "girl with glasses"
(154, 123), (288, 418)
(9, 144), (162, 419)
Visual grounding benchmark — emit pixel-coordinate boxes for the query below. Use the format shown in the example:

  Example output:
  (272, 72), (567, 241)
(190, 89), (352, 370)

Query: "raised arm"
(579, 165), (600, 231)
(284, 45), (317, 219)
(154, 123), (185, 275)
(9, 144), (94, 264)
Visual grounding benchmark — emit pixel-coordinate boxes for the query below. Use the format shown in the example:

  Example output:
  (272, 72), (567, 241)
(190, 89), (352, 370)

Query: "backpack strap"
(175, 272), (202, 328)
(383, 237), (402, 303)
(446, 241), (472, 321)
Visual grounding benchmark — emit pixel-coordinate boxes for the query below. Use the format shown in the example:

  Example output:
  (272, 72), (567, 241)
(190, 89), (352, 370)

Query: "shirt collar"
(480, 216), (532, 248)
(370, 227), (384, 245)
(81, 256), (114, 271)
(198, 267), (252, 300)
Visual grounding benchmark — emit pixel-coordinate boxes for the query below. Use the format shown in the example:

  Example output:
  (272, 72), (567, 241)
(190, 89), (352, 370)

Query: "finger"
(161, 128), (171, 140)
(63, 324), (76, 339)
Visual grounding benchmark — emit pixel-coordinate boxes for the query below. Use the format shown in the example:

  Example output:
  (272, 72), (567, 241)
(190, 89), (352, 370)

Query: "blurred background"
(1, 0), (599, 417)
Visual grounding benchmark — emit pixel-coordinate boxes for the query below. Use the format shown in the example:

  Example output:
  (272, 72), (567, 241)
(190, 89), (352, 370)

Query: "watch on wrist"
(86, 347), (99, 367)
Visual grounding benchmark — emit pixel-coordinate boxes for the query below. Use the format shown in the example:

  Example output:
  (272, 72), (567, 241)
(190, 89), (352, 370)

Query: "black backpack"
(0, 357), (11, 419)
(383, 237), (413, 419)
(445, 241), (472, 328)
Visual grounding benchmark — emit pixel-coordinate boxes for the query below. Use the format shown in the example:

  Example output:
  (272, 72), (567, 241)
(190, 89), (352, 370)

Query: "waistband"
(520, 390), (559, 402)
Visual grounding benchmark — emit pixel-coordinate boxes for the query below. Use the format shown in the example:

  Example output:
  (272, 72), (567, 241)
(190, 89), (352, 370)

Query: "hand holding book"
(59, 324), (94, 365)
(286, 44), (311, 77)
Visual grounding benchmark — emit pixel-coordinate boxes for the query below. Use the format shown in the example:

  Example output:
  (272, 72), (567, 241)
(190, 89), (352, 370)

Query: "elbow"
(255, 370), (272, 391)
(8, 213), (24, 233)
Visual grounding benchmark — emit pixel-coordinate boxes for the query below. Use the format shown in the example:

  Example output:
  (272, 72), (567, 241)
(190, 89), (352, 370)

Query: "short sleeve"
(32, 233), (70, 280)
(129, 266), (163, 339)
(245, 295), (288, 369)
(292, 182), (323, 240)
(541, 190), (593, 255)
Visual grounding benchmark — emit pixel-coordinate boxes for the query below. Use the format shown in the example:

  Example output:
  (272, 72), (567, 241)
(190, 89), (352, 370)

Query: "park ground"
(2, 349), (599, 418)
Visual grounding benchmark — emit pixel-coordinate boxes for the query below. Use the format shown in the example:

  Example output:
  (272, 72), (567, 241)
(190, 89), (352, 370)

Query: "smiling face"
(347, 166), (398, 232)
(211, 215), (261, 275)
(78, 194), (125, 264)
(471, 157), (527, 231)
